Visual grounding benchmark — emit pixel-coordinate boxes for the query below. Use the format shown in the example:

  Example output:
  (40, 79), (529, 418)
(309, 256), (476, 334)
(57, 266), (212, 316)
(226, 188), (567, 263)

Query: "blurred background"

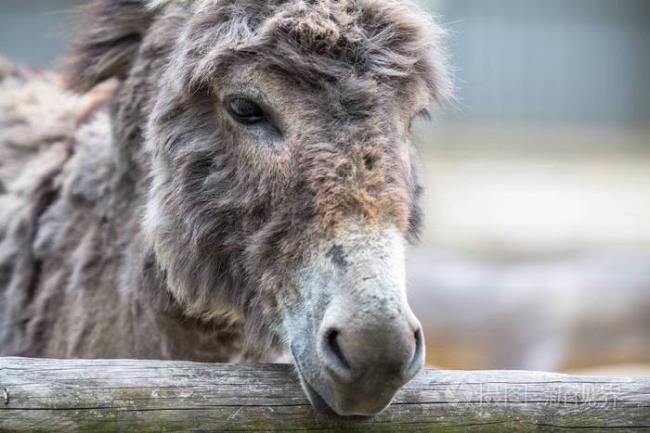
(1, 0), (649, 375)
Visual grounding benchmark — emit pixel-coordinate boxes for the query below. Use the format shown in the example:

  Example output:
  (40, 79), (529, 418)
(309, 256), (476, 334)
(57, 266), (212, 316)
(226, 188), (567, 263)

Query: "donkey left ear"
(66, 0), (154, 93)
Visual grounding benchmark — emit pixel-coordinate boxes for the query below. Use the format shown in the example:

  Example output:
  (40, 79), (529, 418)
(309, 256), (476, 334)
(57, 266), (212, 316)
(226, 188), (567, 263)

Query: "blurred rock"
(407, 249), (650, 371)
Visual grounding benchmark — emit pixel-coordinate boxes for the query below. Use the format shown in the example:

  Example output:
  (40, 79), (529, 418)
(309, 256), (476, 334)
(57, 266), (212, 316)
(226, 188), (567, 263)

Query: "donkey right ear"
(66, 0), (154, 92)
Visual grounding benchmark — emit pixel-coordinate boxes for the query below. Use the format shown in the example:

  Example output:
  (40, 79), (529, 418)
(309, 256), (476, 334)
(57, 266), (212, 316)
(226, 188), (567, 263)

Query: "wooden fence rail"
(1, 357), (649, 432)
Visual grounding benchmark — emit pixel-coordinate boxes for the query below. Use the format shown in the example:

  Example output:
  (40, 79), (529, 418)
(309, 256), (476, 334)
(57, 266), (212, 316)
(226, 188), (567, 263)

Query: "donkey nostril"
(327, 329), (351, 370)
(319, 328), (353, 382)
(405, 327), (425, 379)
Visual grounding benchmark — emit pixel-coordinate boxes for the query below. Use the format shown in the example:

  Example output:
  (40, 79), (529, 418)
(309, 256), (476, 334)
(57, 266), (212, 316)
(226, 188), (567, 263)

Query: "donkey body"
(0, 0), (448, 416)
(0, 66), (234, 361)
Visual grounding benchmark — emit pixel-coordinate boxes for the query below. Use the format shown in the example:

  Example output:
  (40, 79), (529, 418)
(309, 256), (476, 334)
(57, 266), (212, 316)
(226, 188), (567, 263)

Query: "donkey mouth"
(290, 345), (333, 415)
(291, 345), (348, 417)
(292, 357), (383, 419)
(299, 373), (339, 416)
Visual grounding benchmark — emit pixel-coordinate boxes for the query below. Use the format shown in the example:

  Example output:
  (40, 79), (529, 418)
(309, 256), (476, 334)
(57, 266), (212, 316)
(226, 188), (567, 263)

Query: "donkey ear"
(66, 0), (154, 92)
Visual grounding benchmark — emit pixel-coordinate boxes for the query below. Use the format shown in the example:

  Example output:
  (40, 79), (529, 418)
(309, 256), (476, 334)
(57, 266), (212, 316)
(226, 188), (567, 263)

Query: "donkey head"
(69, 0), (449, 416)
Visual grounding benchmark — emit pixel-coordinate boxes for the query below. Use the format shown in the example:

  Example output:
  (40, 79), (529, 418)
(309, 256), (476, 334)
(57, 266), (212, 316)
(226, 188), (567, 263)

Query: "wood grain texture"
(1, 357), (649, 432)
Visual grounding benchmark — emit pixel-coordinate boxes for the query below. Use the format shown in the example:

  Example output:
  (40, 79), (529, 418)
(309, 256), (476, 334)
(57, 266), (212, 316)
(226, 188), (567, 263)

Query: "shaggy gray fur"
(0, 0), (449, 369)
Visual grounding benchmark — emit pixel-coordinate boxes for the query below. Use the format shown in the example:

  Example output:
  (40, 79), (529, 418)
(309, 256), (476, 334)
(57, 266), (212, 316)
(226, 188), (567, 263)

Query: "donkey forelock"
(173, 0), (449, 101)
(69, 1), (450, 100)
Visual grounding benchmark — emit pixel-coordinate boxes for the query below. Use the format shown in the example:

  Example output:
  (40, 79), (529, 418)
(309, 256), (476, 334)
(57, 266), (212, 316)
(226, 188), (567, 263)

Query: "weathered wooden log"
(1, 358), (649, 432)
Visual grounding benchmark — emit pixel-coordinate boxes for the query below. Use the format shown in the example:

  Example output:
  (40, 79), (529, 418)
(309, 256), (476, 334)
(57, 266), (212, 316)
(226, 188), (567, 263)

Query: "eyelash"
(225, 97), (267, 125)
(223, 95), (284, 139)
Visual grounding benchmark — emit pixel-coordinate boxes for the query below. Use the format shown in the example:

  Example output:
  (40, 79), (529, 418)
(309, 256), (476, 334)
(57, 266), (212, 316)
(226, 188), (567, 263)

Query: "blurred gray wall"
(1, 0), (649, 126)
(0, 0), (84, 68)
(427, 0), (650, 126)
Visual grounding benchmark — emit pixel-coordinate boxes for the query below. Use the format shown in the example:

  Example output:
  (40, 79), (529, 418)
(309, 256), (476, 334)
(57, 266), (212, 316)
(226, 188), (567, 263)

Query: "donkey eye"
(226, 97), (266, 125)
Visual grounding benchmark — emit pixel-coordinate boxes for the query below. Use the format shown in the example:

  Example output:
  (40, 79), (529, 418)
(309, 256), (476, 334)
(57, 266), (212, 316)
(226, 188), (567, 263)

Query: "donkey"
(0, 0), (449, 416)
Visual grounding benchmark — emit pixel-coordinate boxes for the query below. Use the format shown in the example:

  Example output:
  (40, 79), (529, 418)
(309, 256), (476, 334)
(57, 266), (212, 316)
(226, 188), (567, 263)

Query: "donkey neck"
(108, 73), (251, 362)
